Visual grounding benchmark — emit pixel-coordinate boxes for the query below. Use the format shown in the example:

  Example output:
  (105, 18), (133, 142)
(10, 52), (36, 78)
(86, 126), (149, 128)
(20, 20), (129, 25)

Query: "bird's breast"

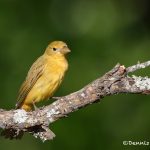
(25, 56), (68, 103)
(31, 72), (64, 102)
(37, 59), (68, 99)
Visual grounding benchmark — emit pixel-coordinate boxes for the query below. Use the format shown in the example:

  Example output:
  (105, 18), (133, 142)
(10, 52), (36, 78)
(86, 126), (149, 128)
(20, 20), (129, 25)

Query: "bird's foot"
(32, 101), (38, 111)
(52, 96), (61, 100)
(52, 113), (68, 119)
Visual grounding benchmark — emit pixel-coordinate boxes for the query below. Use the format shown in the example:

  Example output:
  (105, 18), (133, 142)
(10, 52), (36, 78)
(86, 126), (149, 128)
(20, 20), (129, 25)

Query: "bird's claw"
(32, 101), (38, 111)
(52, 96), (61, 100)
(52, 113), (68, 118)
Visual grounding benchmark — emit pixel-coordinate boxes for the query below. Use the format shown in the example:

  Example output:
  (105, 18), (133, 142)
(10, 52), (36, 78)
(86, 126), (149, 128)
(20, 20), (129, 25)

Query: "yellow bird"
(15, 41), (70, 111)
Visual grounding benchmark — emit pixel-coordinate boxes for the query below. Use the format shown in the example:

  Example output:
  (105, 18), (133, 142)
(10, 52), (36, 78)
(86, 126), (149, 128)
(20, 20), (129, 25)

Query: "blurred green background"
(0, 0), (150, 150)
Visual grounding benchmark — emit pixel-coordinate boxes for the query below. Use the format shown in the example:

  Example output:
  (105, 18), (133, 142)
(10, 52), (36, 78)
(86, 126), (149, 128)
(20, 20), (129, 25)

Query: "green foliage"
(0, 0), (150, 149)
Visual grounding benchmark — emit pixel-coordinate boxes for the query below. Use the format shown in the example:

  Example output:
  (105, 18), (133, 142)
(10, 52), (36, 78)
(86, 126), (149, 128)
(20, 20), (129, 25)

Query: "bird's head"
(45, 41), (71, 56)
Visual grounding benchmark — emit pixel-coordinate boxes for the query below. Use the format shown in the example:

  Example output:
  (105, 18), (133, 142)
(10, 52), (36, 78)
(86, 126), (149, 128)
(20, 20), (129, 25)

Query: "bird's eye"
(53, 47), (57, 51)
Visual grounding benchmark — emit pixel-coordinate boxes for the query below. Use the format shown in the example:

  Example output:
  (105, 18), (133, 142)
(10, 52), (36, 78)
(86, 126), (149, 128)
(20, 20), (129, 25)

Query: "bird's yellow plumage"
(16, 41), (70, 111)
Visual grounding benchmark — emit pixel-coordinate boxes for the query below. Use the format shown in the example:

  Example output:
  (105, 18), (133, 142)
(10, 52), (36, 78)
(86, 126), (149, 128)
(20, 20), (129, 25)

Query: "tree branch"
(1, 60), (150, 142)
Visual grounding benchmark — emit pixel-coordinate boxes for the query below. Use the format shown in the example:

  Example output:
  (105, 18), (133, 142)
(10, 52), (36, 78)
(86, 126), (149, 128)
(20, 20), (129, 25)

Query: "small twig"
(126, 60), (150, 73)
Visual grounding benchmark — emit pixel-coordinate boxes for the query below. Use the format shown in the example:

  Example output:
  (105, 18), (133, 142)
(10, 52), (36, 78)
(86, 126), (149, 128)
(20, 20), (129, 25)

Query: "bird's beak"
(61, 47), (71, 55)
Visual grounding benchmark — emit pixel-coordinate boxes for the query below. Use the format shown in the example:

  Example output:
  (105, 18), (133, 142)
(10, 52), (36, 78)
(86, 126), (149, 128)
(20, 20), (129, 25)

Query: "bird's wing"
(16, 55), (46, 108)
